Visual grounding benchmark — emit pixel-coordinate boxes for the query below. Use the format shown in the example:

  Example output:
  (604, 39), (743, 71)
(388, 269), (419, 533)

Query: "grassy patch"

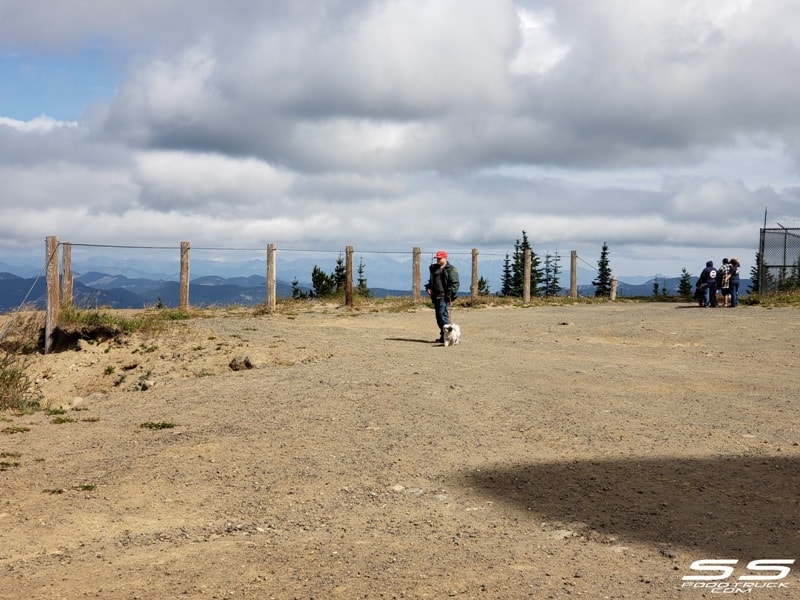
(1, 426), (30, 435)
(139, 421), (177, 430)
(746, 289), (800, 307)
(59, 306), (193, 335)
(0, 350), (42, 412)
(51, 416), (76, 424)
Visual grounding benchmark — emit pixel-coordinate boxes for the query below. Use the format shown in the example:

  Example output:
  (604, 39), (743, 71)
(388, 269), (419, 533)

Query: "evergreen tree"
(332, 254), (346, 293)
(543, 253), (562, 296)
(500, 253), (513, 296)
(291, 277), (308, 300)
(310, 266), (335, 297)
(748, 252), (761, 293)
(511, 235), (526, 296)
(356, 256), (372, 298)
(652, 279), (659, 298)
(592, 242), (613, 297)
(509, 230), (543, 297)
(678, 268), (693, 300)
(790, 257), (800, 290)
(477, 276), (490, 296)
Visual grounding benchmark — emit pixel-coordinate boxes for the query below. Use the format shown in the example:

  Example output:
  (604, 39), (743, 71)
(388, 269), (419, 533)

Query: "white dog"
(442, 323), (461, 346)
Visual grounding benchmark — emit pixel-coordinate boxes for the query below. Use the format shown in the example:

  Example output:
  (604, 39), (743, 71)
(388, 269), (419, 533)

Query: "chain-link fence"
(759, 227), (800, 292)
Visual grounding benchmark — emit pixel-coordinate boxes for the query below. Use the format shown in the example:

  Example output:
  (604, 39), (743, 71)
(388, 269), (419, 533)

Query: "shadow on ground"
(456, 455), (800, 557)
(386, 337), (436, 344)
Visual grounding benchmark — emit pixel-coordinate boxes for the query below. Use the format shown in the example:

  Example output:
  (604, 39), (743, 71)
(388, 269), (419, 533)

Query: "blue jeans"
(703, 283), (717, 307)
(433, 296), (451, 335)
(730, 281), (740, 307)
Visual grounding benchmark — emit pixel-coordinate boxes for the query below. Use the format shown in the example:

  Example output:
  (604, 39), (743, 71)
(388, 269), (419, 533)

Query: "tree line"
(291, 232), (618, 300)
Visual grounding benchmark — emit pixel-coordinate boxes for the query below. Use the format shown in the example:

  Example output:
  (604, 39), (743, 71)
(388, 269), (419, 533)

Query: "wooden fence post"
(570, 250), (578, 299)
(610, 275), (618, 301)
(471, 248), (479, 300)
(412, 247), (421, 303)
(523, 248), (531, 303)
(44, 236), (60, 354)
(345, 245), (354, 307)
(266, 243), (277, 313)
(179, 241), (190, 311)
(61, 242), (73, 309)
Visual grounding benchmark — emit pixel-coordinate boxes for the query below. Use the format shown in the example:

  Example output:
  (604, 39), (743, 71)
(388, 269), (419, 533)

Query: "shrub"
(0, 350), (41, 412)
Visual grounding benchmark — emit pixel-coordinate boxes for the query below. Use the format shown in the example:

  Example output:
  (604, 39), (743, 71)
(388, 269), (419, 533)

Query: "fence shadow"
(455, 455), (800, 557)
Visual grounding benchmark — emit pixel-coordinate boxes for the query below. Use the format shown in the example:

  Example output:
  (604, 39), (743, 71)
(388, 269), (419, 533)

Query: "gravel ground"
(1, 301), (798, 599)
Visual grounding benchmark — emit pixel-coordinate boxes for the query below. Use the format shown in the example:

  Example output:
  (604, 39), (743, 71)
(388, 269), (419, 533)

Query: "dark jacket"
(426, 262), (459, 300)
(698, 261), (717, 288)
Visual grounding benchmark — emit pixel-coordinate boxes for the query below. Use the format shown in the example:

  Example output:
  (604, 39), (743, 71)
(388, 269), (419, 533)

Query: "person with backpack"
(697, 260), (718, 307)
(425, 250), (460, 344)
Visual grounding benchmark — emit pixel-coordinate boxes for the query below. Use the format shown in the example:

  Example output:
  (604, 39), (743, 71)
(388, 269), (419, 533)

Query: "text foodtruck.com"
(681, 559), (795, 593)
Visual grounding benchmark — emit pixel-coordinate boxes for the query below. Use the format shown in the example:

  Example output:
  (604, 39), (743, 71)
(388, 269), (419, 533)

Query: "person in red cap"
(425, 250), (460, 344)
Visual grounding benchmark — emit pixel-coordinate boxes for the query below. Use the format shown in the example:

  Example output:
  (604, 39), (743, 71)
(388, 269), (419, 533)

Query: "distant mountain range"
(0, 271), (413, 312)
(0, 270), (751, 313)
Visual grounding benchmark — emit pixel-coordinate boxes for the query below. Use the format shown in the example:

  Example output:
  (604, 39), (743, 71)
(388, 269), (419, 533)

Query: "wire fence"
(759, 227), (800, 292)
(51, 240), (576, 300)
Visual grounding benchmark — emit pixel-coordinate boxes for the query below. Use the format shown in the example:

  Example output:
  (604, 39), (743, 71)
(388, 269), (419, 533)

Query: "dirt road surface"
(1, 301), (798, 599)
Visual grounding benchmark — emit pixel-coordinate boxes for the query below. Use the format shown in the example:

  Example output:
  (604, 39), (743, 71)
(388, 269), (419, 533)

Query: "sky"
(1, 0), (799, 281)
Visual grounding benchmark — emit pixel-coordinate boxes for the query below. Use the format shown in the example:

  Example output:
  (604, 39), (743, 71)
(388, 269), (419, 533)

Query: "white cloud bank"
(0, 0), (799, 277)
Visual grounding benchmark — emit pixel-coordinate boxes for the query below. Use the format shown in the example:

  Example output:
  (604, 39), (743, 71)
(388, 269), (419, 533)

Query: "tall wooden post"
(61, 242), (73, 309)
(179, 241), (190, 311)
(471, 248), (479, 300)
(44, 236), (60, 354)
(570, 250), (578, 299)
(412, 247), (421, 303)
(610, 275), (618, 301)
(523, 248), (531, 303)
(345, 245), (354, 307)
(266, 243), (277, 313)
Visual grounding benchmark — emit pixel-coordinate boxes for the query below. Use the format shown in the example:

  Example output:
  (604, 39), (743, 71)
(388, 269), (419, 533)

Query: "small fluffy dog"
(442, 323), (461, 347)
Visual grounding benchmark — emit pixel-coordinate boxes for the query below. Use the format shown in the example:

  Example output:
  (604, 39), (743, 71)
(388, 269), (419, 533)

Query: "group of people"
(696, 257), (741, 308)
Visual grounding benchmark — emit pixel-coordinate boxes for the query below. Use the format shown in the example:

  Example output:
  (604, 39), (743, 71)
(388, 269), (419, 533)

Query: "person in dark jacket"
(729, 257), (741, 307)
(697, 260), (718, 307)
(425, 250), (460, 343)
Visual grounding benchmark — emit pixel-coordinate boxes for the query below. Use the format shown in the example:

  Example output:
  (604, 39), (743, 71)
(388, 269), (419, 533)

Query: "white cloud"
(0, 115), (78, 133)
(134, 151), (293, 214)
(1, 0), (800, 278)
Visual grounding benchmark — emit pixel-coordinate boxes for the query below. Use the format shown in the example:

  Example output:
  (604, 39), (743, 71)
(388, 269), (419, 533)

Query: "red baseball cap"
(435, 250), (448, 259)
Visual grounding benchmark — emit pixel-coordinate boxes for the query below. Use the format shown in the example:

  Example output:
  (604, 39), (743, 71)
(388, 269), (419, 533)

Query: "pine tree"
(355, 256), (372, 298)
(501, 253), (513, 297)
(332, 254), (346, 293)
(790, 258), (800, 290)
(592, 242), (613, 297)
(678, 268), (693, 300)
(543, 253), (562, 296)
(748, 252), (761, 293)
(477, 276), (490, 296)
(291, 277), (308, 300)
(509, 230), (543, 297)
(310, 266), (335, 297)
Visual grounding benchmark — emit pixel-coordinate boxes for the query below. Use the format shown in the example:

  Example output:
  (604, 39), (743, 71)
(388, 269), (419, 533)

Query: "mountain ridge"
(0, 270), (750, 313)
